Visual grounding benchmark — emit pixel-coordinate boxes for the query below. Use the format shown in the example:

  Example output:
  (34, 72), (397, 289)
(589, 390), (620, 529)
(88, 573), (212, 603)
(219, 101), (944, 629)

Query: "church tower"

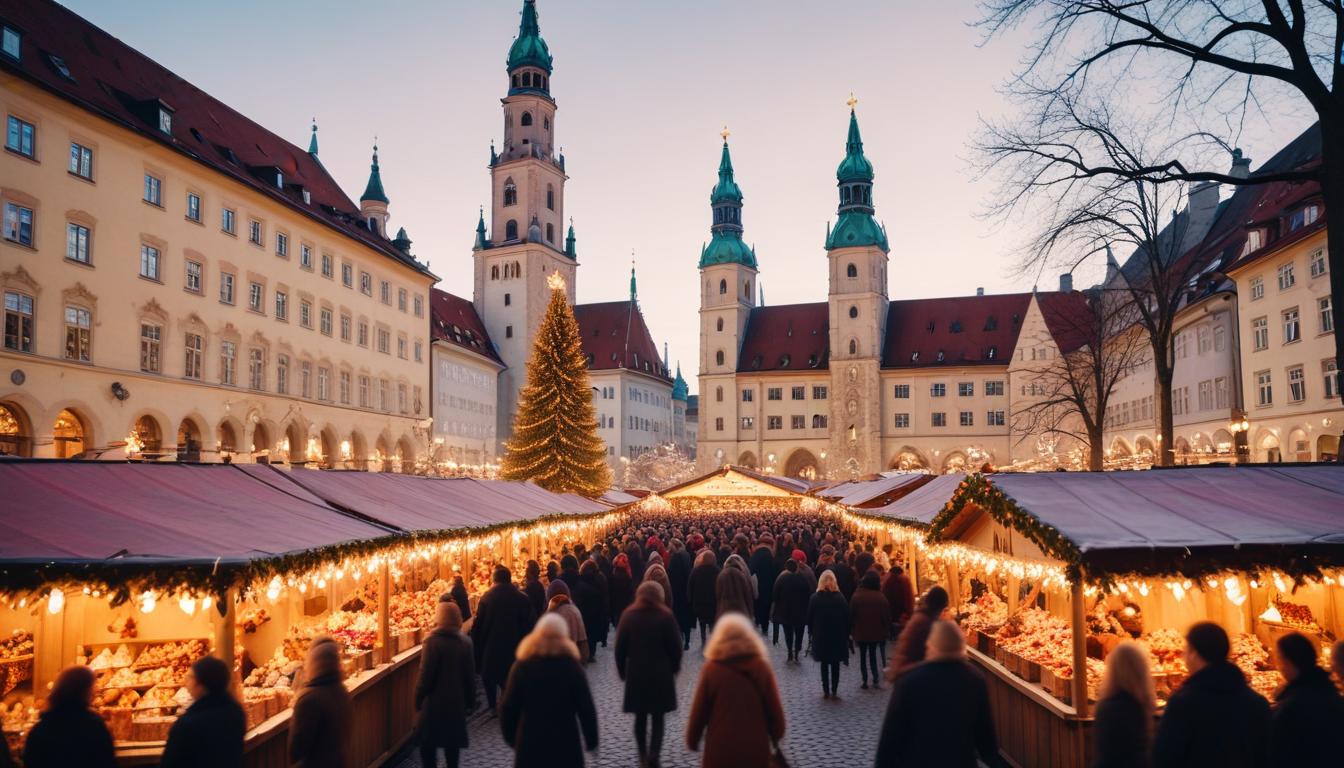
(698, 129), (758, 469)
(825, 98), (889, 475)
(359, 143), (390, 237)
(473, 0), (577, 442)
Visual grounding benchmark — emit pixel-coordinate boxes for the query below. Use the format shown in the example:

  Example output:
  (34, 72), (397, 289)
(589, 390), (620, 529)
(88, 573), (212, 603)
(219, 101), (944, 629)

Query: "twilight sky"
(65, 0), (1313, 396)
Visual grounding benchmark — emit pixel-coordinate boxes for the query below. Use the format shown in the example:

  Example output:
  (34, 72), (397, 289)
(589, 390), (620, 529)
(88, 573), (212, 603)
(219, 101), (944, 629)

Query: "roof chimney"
(975, 287), (984, 296)
(1059, 273), (1073, 293)
(1229, 148), (1251, 180)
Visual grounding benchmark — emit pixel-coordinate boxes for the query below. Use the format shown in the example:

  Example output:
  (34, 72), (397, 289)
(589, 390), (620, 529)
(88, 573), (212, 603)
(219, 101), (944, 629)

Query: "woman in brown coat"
(289, 636), (354, 768)
(414, 601), (476, 768)
(849, 570), (893, 689)
(614, 581), (683, 767)
(686, 613), (786, 767)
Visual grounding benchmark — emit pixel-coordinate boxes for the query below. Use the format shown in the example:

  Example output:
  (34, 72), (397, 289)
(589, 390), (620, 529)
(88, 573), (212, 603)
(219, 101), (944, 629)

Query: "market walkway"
(394, 628), (890, 767)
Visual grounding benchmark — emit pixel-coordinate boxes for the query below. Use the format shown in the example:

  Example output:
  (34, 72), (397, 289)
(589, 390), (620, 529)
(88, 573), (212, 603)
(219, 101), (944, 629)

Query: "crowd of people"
(6, 509), (1344, 768)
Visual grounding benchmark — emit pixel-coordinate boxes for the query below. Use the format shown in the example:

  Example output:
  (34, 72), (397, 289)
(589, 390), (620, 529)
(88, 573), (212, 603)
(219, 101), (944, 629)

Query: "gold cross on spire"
(720, 125), (731, 141)
(847, 92), (858, 110)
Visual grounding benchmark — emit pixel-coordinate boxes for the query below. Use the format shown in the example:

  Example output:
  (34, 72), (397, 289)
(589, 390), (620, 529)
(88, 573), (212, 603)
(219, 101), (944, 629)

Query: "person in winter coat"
(545, 579), (589, 652)
(289, 637), (354, 768)
(688, 548), (720, 645)
(576, 560), (609, 657)
(499, 614), (599, 768)
(881, 565), (916, 633)
(772, 558), (811, 662)
(808, 569), (851, 699)
(887, 585), (949, 681)
(715, 553), (755, 620)
(1152, 622), (1271, 768)
(747, 538), (779, 636)
(1091, 640), (1155, 768)
(854, 548), (875, 581)
(831, 555), (857, 602)
(159, 656), (245, 768)
(686, 613), (785, 768)
(875, 620), (1007, 768)
(414, 602), (476, 768)
(523, 560), (547, 621)
(609, 553), (635, 627)
(470, 566), (537, 710)
(626, 539), (647, 583)
(559, 554), (583, 593)
(1271, 631), (1344, 768)
(21, 665), (116, 768)
(667, 538), (695, 650)
(448, 575), (472, 622)
(849, 570), (893, 689)
(793, 549), (817, 590)
(615, 581), (684, 768)
(643, 562), (675, 610)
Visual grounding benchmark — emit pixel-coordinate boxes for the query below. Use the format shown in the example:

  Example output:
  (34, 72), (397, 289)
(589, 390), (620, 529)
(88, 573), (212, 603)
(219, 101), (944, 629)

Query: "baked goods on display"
(1269, 598), (1323, 633)
(0, 631), (34, 697)
(239, 607), (271, 634)
(960, 592), (1007, 634)
(323, 610), (378, 651)
(131, 639), (210, 671)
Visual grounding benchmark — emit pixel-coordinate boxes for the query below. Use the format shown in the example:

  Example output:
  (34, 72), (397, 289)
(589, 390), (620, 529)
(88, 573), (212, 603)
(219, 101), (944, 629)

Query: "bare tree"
(1013, 287), (1151, 470)
(978, 0), (1342, 412)
(982, 98), (1223, 463)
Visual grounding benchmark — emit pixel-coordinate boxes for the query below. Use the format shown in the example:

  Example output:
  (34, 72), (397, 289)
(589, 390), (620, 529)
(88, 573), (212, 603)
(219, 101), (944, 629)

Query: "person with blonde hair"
(1092, 640), (1156, 768)
(808, 569), (851, 698)
(499, 614), (599, 768)
(415, 600), (476, 768)
(686, 613), (785, 767)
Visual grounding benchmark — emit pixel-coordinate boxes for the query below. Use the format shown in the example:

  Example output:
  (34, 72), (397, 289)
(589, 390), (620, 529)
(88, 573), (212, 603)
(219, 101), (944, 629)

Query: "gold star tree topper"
(546, 271), (566, 291)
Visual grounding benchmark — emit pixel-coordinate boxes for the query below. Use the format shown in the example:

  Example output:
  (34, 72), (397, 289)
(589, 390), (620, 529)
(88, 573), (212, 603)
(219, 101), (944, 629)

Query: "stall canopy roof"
(863, 474), (967, 526)
(816, 473), (929, 507)
(0, 461), (394, 565)
(974, 466), (1344, 572)
(250, 466), (607, 532)
(601, 489), (641, 506)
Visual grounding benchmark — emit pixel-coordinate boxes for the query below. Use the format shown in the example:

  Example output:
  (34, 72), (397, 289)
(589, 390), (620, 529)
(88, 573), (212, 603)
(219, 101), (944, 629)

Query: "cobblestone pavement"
(396, 628), (890, 767)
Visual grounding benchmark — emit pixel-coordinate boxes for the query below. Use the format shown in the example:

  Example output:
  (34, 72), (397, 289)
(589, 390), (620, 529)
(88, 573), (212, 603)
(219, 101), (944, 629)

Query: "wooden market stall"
(922, 465), (1344, 768)
(0, 460), (623, 767)
(841, 472), (969, 590)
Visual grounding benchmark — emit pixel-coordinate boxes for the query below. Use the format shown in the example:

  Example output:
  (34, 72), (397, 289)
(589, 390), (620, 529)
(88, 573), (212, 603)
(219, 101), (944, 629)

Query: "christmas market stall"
(921, 465), (1344, 768)
(840, 473), (969, 592)
(0, 460), (622, 767)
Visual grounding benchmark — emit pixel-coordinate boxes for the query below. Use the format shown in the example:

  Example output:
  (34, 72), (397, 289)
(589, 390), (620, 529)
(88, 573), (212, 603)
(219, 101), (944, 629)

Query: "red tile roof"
(1036, 292), (1095, 355)
(881, 294), (1034, 368)
(574, 301), (671, 381)
(1, 0), (431, 277)
(737, 303), (830, 372)
(430, 289), (502, 365)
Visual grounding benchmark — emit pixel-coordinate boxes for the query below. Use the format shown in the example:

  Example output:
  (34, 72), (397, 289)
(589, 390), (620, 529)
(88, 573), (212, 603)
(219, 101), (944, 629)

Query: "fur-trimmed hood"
(723, 554), (749, 574)
(704, 614), (767, 662)
(516, 614), (581, 661)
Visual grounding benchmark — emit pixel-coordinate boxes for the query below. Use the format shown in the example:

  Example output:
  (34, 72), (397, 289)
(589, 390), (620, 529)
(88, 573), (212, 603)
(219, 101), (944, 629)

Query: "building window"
(1215, 376), (1229, 409)
(1197, 325), (1212, 355)
(788, 415), (804, 430)
(1319, 297), (1334, 334)
(339, 262), (352, 287)
(248, 282), (263, 313)
(4, 292), (34, 352)
(1325, 360), (1339, 400)
(276, 355), (289, 394)
(317, 368), (329, 401)
(1277, 262), (1295, 290)
(69, 142), (93, 179)
(930, 383), (946, 397)
(414, 295), (424, 318)
(3, 202), (34, 246)
(767, 387), (782, 401)
(1283, 307), (1300, 343)
(1288, 365), (1306, 403)
(139, 244), (161, 280)
(741, 417), (754, 430)
(987, 410), (1005, 426)
(221, 208), (235, 234)
(958, 382), (974, 397)
(66, 223), (90, 263)
(1, 26), (20, 60)
(158, 108), (172, 134)
(183, 333), (203, 379)
(813, 385), (828, 400)
(276, 232), (288, 257)
(503, 179), (517, 206)
(340, 313), (351, 341)
(414, 340), (423, 363)
(139, 323), (161, 373)
(1252, 316), (1268, 350)
(377, 328), (390, 354)
(810, 414), (826, 429)
(894, 384), (910, 398)
(379, 379), (389, 411)
(249, 348), (265, 390)
(358, 375), (370, 408)
(398, 383), (408, 413)
(1308, 248), (1327, 278)
(1197, 380), (1213, 411)
(894, 413), (910, 428)
(765, 416), (782, 430)
(846, 263), (858, 278)
(219, 341), (236, 386)
(505, 220), (518, 240)
(959, 411), (974, 427)
(245, 219), (260, 245)
(358, 321), (369, 347)
(319, 308), (333, 336)
(714, 417), (724, 431)
(397, 335), (407, 359)
(143, 174), (162, 206)
(275, 291), (288, 321)
(715, 350), (724, 365)
(741, 389), (753, 402)
(64, 306), (91, 361)
(1213, 324), (1226, 352)
(398, 288), (407, 312)
(1174, 331), (1188, 359)
(6, 116), (35, 158)
(1256, 370), (1272, 407)
(1249, 276), (1264, 300)
(299, 300), (312, 328)
(547, 184), (555, 210)
(931, 412), (946, 427)
(340, 371), (351, 404)
(1291, 205), (1321, 231)
(380, 281), (391, 304)
(985, 380), (1004, 396)
(183, 192), (200, 222)
(300, 362), (312, 398)
(360, 272), (372, 296)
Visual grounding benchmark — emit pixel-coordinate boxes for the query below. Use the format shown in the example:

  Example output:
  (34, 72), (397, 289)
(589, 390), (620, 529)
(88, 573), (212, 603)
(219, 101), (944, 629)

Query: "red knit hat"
(792, 549), (807, 563)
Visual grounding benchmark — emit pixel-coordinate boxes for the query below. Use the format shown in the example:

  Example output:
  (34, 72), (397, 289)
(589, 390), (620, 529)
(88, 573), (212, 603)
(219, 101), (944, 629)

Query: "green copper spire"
(629, 259), (638, 302)
(474, 207), (488, 250)
(361, 143), (388, 204)
(564, 217), (577, 259)
(700, 128), (756, 269)
(307, 118), (318, 156)
(826, 97), (887, 251)
(507, 0), (553, 73)
(671, 363), (688, 402)
(392, 227), (412, 253)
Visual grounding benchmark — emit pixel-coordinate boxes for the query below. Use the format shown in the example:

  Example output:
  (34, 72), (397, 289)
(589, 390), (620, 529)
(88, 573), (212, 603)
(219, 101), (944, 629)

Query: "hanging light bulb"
(266, 577), (282, 602)
(139, 591), (157, 614)
(47, 588), (65, 615)
(179, 596), (197, 616)
(201, 595), (213, 613)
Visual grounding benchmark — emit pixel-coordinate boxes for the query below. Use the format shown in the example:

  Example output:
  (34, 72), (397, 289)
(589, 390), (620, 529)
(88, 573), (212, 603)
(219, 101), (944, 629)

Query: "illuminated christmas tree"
(500, 273), (612, 497)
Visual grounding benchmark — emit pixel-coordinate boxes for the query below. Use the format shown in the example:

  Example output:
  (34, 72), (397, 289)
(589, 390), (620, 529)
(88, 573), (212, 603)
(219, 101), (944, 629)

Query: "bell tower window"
(744, 280), (752, 299)
(847, 263), (858, 278)
(849, 339), (858, 355)
(512, 74), (520, 89)
(719, 279), (727, 295)
(521, 111), (533, 127)
(849, 306), (858, 319)
(546, 223), (554, 243)
(715, 350), (725, 366)
(716, 317), (724, 332)
(505, 220), (518, 241)
(503, 179), (517, 207)
(546, 185), (555, 210)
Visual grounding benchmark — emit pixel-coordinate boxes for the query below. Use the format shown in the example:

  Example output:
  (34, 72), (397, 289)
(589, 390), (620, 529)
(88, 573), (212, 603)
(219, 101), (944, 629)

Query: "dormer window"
(158, 107), (173, 135)
(936, 350), (946, 362)
(1, 26), (20, 61)
(301, 189), (311, 205)
(779, 354), (790, 367)
(274, 170), (284, 189)
(368, 217), (379, 235)
(911, 351), (919, 363)
(985, 316), (998, 331)
(987, 346), (997, 360)
(1242, 229), (1264, 256)
(48, 54), (72, 81)
(1289, 204), (1320, 231)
